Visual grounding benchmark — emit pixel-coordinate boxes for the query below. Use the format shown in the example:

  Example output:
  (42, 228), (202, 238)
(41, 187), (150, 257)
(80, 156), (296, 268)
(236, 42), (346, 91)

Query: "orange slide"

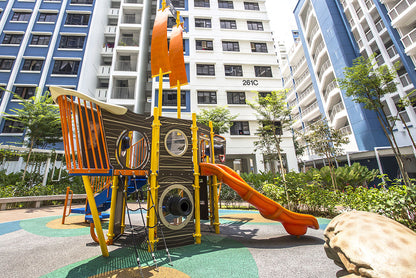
(199, 163), (319, 236)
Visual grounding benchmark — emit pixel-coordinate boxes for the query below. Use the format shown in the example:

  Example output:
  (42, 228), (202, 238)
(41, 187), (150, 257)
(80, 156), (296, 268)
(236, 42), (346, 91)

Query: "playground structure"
(52, 1), (319, 260)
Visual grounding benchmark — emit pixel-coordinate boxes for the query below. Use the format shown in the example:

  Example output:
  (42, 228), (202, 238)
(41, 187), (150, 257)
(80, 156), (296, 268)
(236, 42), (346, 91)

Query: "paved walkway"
(0, 205), (341, 278)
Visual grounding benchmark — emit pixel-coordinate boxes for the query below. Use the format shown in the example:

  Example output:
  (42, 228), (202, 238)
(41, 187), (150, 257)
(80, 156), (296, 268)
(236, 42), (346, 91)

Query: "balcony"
(301, 101), (319, 117)
(375, 19), (385, 33)
(298, 86), (314, 103)
(125, 0), (143, 3)
(95, 88), (108, 101)
(318, 60), (331, 81)
(401, 28), (416, 51)
(115, 61), (137, 71)
(119, 37), (139, 47)
(399, 72), (412, 87)
(122, 14), (141, 24)
(108, 9), (119, 18)
(97, 66), (111, 77)
(291, 56), (306, 73)
(365, 29), (374, 41)
(112, 87), (134, 99)
(386, 44), (398, 58)
(104, 26), (117, 35)
(356, 7), (363, 19)
(101, 46), (114, 56)
(339, 125), (352, 135)
(295, 70), (310, 88)
(312, 42), (325, 62)
(375, 54), (384, 66)
(388, 0), (414, 21)
(323, 79), (338, 102)
(329, 101), (344, 122)
(365, 0), (374, 10)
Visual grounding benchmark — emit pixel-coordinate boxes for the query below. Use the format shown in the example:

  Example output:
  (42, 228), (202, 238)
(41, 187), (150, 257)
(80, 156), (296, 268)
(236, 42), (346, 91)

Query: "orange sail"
(169, 25), (188, 88)
(151, 9), (170, 77)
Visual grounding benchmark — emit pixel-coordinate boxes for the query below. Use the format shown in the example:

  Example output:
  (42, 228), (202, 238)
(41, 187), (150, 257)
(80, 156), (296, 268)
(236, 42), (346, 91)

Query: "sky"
(265, 0), (299, 47)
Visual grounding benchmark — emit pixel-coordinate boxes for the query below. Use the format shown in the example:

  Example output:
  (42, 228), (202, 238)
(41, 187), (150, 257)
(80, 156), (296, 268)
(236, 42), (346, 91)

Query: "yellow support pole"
(158, 68), (163, 117)
(106, 175), (119, 245)
(191, 113), (201, 244)
(148, 107), (161, 251)
(82, 176), (109, 257)
(209, 121), (220, 234)
(177, 80), (181, 119)
(120, 177), (128, 235)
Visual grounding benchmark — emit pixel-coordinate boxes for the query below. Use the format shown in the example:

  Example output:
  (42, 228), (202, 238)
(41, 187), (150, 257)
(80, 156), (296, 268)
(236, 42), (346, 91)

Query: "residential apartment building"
(0, 0), (297, 174)
(283, 0), (416, 177)
(151, 0), (297, 173)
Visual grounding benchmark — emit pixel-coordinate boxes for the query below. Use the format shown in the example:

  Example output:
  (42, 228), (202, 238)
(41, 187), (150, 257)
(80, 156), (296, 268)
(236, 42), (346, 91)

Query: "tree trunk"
(22, 139), (34, 183)
(274, 134), (290, 209)
(398, 113), (416, 155)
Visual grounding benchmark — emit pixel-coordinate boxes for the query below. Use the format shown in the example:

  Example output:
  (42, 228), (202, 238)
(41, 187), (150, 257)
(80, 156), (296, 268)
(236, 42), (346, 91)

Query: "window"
(70, 0), (93, 4)
(251, 42), (267, 53)
(2, 119), (24, 134)
(261, 121), (282, 135)
(196, 40), (213, 50)
(162, 90), (186, 106)
(196, 64), (215, 76)
(197, 91), (217, 104)
(14, 87), (36, 99)
(254, 66), (272, 77)
(0, 59), (14, 70)
(52, 60), (80, 75)
(227, 92), (246, 104)
(30, 35), (51, 45)
(220, 20), (236, 29)
(11, 12), (31, 22)
(22, 59), (43, 71)
(230, 121), (250, 135)
(38, 13), (57, 22)
(195, 18), (211, 28)
(170, 0), (185, 8)
(218, 0), (233, 9)
(59, 35), (85, 49)
(244, 2), (259, 10)
(224, 65), (243, 77)
(2, 34), (23, 44)
(222, 41), (239, 51)
(247, 21), (263, 31)
(167, 17), (177, 28)
(195, 0), (209, 7)
(65, 13), (90, 25)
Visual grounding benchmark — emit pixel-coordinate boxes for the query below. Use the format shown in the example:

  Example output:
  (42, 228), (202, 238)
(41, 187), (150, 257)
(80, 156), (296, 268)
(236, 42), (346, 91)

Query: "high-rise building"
(0, 0), (297, 174)
(285, 0), (416, 176)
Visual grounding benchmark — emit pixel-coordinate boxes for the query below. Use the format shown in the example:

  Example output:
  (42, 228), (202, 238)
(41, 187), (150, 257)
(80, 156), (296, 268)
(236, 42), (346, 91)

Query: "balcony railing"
(119, 37), (139, 46)
(123, 14), (141, 24)
(375, 19), (385, 33)
(399, 72), (412, 87)
(109, 9), (119, 17)
(312, 42), (325, 61)
(356, 7), (363, 19)
(386, 44), (398, 58)
(292, 113), (300, 121)
(401, 28), (416, 48)
(318, 60), (331, 80)
(95, 88), (108, 100)
(98, 66), (111, 76)
(295, 70), (310, 86)
(365, 0), (374, 10)
(388, 0), (415, 21)
(301, 101), (318, 116)
(288, 99), (297, 108)
(112, 87), (134, 99)
(323, 79), (338, 102)
(365, 29), (374, 41)
(292, 56), (306, 73)
(298, 86), (314, 102)
(125, 0), (143, 3)
(339, 125), (352, 135)
(375, 54), (384, 66)
(329, 101), (344, 122)
(116, 61), (137, 71)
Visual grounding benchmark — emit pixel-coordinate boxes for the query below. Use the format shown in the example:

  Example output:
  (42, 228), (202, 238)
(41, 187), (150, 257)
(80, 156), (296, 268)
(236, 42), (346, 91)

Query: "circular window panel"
(116, 130), (150, 169)
(164, 129), (188, 157)
(158, 184), (194, 230)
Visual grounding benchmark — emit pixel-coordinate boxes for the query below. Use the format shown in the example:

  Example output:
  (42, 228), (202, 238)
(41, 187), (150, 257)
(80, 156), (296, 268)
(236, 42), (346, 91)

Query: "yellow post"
(120, 177), (128, 235)
(82, 176), (109, 257)
(148, 107), (161, 251)
(158, 68), (163, 117)
(161, 0), (166, 10)
(106, 175), (119, 245)
(191, 113), (201, 244)
(177, 80), (181, 119)
(209, 121), (220, 234)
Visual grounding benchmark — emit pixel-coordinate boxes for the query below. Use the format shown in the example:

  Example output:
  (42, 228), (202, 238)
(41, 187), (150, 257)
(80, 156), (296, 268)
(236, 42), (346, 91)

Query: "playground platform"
(0, 205), (342, 278)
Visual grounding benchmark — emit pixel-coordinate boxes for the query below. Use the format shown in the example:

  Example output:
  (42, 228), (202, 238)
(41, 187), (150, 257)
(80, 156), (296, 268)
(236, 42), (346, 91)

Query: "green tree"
(196, 106), (237, 134)
(1, 89), (62, 182)
(247, 90), (293, 205)
(302, 120), (349, 190)
(338, 55), (411, 187)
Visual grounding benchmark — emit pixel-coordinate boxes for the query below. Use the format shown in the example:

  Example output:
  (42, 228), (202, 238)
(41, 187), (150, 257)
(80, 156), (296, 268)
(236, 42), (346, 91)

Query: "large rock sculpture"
(324, 211), (416, 277)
